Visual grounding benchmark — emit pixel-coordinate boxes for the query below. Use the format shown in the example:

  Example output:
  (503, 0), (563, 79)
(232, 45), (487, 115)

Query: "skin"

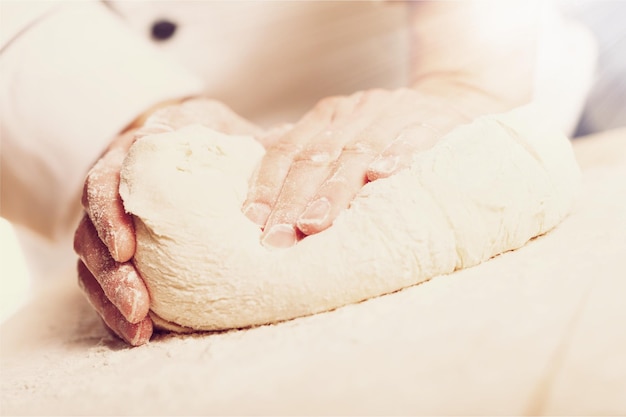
(243, 85), (513, 247)
(246, 0), (540, 246)
(74, 1), (540, 345)
(75, 99), (263, 345)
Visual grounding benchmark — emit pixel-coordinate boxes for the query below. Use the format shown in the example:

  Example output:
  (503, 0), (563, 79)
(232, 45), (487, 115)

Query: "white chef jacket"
(0, 0), (409, 244)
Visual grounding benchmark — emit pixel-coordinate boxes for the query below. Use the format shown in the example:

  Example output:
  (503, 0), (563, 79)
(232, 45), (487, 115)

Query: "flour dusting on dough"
(120, 106), (580, 331)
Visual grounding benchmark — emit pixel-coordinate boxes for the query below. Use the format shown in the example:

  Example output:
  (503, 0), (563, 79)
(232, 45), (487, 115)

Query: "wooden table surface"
(1, 127), (625, 416)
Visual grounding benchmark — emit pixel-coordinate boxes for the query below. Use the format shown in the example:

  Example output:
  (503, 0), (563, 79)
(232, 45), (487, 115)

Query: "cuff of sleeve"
(0, 1), (204, 239)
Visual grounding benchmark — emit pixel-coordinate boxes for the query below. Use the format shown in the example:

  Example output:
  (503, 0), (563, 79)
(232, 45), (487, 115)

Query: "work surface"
(1, 128), (625, 416)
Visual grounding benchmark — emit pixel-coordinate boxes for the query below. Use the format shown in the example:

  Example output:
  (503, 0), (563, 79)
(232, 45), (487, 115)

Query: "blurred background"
(561, 0), (626, 135)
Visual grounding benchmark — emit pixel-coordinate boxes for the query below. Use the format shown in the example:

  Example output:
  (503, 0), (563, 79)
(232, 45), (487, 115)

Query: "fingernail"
(369, 155), (399, 176)
(243, 202), (271, 227)
(298, 198), (331, 228)
(262, 224), (297, 249)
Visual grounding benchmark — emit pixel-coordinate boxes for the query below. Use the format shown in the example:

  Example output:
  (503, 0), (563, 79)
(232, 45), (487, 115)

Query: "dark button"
(151, 19), (177, 41)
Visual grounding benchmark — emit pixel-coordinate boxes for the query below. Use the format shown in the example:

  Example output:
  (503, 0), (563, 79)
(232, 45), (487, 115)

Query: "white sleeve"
(0, 0), (204, 240)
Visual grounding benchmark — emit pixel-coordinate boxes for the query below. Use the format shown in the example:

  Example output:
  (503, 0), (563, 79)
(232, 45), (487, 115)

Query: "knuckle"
(294, 143), (337, 166)
(322, 171), (353, 195)
(342, 141), (376, 157)
(269, 140), (302, 157)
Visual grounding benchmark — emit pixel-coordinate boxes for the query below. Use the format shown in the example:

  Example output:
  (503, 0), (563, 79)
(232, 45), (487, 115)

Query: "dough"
(119, 105), (580, 332)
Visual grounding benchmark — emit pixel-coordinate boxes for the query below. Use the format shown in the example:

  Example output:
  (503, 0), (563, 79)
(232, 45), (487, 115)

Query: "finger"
(82, 130), (136, 263)
(257, 138), (337, 248)
(74, 215), (150, 324)
(77, 260), (152, 346)
(260, 124), (372, 246)
(294, 89), (428, 235)
(366, 92), (472, 180)
(255, 90), (390, 247)
(367, 122), (442, 180)
(253, 91), (394, 246)
(296, 115), (407, 235)
(296, 154), (371, 236)
(241, 97), (349, 230)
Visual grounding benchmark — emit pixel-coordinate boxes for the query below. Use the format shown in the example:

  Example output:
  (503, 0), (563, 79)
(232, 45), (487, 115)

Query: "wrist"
(411, 76), (523, 121)
(411, 71), (532, 112)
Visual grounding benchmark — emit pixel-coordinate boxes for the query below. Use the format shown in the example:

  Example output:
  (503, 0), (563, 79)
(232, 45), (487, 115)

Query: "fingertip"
(103, 315), (153, 347)
(297, 221), (327, 236)
(123, 317), (154, 347)
(261, 224), (297, 249)
(242, 202), (271, 228)
(109, 227), (136, 263)
(77, 254), (153, 347)
(123, 293), (150, 325)
(75, 220), (148, 324)
(296, 197), (332, 235)
(109, 264), (151, 324)
(123, 273), (151, 324)
(367, 155), (399, 181)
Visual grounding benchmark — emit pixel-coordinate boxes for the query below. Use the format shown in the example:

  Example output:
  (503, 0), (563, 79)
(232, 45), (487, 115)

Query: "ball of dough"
(119, 105), (580, 332)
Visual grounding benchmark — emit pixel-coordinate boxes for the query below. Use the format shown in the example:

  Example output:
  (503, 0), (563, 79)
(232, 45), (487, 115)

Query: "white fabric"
(0, 0), (62, 50)
(0, 1), (204, 239)
(0, 219), (30, 322)
(107, 1), (408, 126)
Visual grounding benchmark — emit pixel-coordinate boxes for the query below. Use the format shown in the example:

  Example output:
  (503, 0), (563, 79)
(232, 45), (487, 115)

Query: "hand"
(242, 84), (511, 248)
(74, 98), (262, 346)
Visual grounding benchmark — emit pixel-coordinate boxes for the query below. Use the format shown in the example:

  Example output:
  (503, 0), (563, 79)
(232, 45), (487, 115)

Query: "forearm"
(408, 1), (541, 108)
